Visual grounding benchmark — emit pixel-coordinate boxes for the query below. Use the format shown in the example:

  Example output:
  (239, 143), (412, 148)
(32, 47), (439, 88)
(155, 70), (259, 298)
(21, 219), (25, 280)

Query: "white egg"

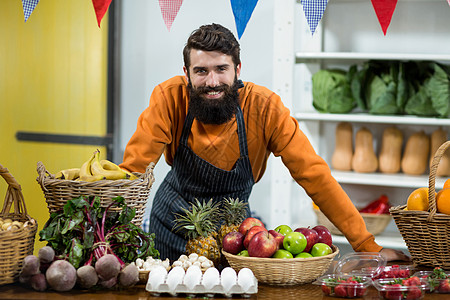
(238, 268), (256, 292)
(147, 265), (168, 289)
(183, 265), (202, 290)
(166, 266), (185, 291)
(202, 267), (220, 290)
(220, 267), (237, 292)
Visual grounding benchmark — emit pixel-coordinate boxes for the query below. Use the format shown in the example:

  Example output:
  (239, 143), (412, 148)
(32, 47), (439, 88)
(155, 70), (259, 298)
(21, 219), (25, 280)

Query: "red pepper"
(359, 195), (390, 214)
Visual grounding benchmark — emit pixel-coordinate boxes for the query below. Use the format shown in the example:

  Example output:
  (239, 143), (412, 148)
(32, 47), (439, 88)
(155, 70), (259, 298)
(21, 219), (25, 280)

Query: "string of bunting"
(20, 0), (450, 36)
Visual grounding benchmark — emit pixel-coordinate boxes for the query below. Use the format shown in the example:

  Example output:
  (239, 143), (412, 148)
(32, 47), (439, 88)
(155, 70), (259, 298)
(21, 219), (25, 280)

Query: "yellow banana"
(100, 159), (138, 180)
(55, 168), (80, 180)
(79, 150), (106, 182)
(91, 150), (130, 180)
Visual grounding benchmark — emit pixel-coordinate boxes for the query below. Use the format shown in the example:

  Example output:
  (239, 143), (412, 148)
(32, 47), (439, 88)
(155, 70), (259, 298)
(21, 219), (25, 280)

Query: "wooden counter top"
(0, 281), (447, 300)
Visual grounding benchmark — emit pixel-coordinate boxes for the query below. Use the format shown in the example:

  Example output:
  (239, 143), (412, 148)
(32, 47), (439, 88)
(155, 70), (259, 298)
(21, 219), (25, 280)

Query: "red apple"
(238, 217), (265, 236)
(247, 231), (278, 258)
(312, 225), (332, 247)
(294, 227), (319, 253)
(268, 229), (284, 249)
(243, 226), (267, 249)
(222, 231), (244, 255)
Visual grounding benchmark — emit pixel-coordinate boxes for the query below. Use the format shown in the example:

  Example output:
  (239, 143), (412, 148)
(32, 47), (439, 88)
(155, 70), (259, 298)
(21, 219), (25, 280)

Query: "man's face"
(184, 50), (242, 125)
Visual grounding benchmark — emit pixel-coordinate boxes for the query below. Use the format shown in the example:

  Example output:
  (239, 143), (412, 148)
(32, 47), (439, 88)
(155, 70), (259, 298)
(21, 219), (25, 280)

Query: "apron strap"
(180, 106), (249, 157)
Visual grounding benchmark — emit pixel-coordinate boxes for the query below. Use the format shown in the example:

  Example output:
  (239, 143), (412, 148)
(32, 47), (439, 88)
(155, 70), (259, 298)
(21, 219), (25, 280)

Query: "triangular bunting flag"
(230, 0), (259, 39)
(371, 0), (398, 35)
(300, 0), (328, 35)
(159, 0), (184, 31)
(448, 0), (450, 6)
(92, 0), (112, 28)
(22, 0), (39, 22)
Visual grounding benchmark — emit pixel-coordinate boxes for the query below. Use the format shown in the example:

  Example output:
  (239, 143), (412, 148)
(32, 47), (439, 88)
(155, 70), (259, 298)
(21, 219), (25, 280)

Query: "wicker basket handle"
(0, 164), (29, 217)
(142, 162), (156, 189)
(36, 161), (52, 192)
(428, 140), (450, 221)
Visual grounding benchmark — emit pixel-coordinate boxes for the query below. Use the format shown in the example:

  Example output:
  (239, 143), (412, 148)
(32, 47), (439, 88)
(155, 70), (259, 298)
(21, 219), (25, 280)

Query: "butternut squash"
(429, 128), (450, 177)
(379, 127), (403, 174)
(401, 131), (430, 175)
(331, 122), (353, 171)
(351, 127), (378, 173)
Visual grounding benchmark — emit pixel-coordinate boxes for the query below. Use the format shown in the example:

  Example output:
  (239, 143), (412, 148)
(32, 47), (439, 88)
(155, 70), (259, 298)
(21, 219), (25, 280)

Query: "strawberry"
(384, 284), (403, 300)
(321, 283), (332, 295)
(334, 284), (348, 298)
(405, 285), (422, 300)
(403, 276), (421, 286)
(346, 277), (366, 298)
(438, 279), (450, 293)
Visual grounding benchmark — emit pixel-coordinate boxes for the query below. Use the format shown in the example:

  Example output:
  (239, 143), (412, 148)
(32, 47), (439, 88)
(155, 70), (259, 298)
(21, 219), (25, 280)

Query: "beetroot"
(46, 260), (77, 292)
(30, 273), (47, 292)
(95, 254), (121, 281)
(20, 255), (40, 278)
(99, 276), (117, 289)
(118, 264), (139, 287)
(76, 265), (98, 289)
(38, 246), (55, 264)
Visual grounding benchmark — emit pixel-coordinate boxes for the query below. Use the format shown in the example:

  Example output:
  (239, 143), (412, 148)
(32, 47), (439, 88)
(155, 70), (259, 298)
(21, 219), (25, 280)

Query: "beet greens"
(39, 195), (159, 268)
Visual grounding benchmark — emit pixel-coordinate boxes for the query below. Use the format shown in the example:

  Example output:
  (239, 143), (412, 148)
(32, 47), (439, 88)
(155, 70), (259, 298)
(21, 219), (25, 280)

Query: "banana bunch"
(54, 149), (138, 182)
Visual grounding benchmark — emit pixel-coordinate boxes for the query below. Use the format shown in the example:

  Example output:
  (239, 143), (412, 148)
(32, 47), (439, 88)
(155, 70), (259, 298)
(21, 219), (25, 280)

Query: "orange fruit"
(437, 188), (450, 215)
(407, 187), (435, 211)
(444, 179), (450, 190)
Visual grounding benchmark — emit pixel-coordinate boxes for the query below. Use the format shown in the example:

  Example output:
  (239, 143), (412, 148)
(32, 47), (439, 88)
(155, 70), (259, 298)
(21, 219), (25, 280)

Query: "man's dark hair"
(183, 23), (241, 71)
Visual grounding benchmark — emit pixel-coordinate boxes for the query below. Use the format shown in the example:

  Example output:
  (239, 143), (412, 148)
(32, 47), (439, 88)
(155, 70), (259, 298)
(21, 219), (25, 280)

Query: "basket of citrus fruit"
(390, 140), (450, 269)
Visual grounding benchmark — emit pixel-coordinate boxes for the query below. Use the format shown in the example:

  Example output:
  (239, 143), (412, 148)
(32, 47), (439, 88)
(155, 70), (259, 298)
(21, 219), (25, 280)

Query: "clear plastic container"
(413, 269), (450, 294)
(314, 252), (386, 298)
(314, 274), (371, 298)
(373, 278), (427, 300)
(372, 264), (416, 279)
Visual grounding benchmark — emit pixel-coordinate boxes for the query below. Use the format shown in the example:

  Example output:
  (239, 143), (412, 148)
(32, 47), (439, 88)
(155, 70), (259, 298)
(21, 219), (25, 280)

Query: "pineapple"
(173, 199), (221, 266)
(217, 197), (249, 247)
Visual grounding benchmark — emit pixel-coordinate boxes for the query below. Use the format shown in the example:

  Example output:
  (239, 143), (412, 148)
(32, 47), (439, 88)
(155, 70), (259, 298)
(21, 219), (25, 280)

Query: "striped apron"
(149, 106), (254, 260)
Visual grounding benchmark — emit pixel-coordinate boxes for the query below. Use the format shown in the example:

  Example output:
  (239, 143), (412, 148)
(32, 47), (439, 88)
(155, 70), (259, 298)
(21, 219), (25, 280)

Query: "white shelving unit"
(271, 0), (450, 252)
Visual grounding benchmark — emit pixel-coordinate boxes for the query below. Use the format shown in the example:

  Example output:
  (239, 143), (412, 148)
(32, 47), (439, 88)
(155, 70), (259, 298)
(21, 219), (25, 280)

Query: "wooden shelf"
(331, 170), (445, 189)
(295, 112), (450, 126)
(295, 52), (450, 63)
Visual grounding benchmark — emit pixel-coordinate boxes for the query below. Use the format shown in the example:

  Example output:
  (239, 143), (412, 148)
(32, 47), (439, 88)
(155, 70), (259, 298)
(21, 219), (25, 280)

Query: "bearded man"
(120, 23), (410, 262)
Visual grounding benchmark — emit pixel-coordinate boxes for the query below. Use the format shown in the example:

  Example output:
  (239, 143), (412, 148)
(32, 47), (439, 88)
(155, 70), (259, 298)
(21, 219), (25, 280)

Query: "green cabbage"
(312, 69), (355, 113)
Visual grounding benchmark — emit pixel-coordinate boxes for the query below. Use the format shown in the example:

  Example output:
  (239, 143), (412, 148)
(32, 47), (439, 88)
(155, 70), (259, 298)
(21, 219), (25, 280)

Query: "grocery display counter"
(0, 280), (446, 300)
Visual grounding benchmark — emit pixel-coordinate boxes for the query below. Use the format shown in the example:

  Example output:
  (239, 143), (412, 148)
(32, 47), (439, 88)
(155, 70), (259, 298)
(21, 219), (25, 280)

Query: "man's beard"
(188, 78), (240, 125)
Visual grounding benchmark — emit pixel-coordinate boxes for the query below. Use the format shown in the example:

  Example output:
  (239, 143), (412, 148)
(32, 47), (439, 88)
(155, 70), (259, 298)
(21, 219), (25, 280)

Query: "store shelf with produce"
(332, 227), (407, 250)
(332, 170), (445, 190)
(295, 112), (450, 126)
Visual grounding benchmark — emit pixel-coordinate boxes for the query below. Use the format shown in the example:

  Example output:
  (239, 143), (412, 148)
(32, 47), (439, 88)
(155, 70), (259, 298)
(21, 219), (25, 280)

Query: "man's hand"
(380, 248), (411, 262)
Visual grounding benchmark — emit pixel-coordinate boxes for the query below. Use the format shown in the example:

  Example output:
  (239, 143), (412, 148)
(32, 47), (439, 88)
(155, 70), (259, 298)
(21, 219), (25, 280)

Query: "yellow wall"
(0, 1), (109, 254)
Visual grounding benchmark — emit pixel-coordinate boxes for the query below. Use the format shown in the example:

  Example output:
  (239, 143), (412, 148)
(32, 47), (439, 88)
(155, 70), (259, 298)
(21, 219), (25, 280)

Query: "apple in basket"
(312, 225), (332, 247)
(294, 227), (319, 253)
(238, 217), (265, 236)
(247, 231), (278, 258)
(243, 226), (267, 249)
(222, 231), (244, 255)
(268, 229), (285, 248)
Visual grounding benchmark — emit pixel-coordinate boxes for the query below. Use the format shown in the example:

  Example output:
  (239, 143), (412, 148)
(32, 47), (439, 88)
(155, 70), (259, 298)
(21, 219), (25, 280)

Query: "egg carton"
(145, 265), (258, 298)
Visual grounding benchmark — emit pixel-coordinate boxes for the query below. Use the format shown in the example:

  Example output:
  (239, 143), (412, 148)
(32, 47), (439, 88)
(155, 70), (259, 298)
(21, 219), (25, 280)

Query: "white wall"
(119, 0), (276, 224)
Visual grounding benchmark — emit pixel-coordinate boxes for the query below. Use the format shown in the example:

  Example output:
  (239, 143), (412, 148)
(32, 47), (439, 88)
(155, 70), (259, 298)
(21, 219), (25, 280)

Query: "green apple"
(272, 249), (294, 259)
(282, 232), (307, 255)
(295, 252), (313, 259)
(237, 249), (250, 257)
(310, 243), (332, 257)
(274, 224), (293, 236)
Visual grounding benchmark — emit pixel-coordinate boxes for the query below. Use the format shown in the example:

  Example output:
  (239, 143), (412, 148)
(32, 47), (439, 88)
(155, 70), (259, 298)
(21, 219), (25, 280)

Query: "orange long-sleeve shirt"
(120, 75), (382, 253)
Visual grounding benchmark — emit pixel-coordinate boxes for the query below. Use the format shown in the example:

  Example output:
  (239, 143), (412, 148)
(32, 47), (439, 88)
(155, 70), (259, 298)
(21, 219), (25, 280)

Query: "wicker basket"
(314, 209), (392, 236)
(0, 165), (38, 285)
(222, 245), (339, 285)
(390, 140), (450, 269)
(36, 161), (155, 227)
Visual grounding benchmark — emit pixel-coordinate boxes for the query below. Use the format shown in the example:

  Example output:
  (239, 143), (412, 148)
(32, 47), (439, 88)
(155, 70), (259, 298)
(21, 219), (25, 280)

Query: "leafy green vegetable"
(39, 195), (159, 268)
(312, 69), (356, 113)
